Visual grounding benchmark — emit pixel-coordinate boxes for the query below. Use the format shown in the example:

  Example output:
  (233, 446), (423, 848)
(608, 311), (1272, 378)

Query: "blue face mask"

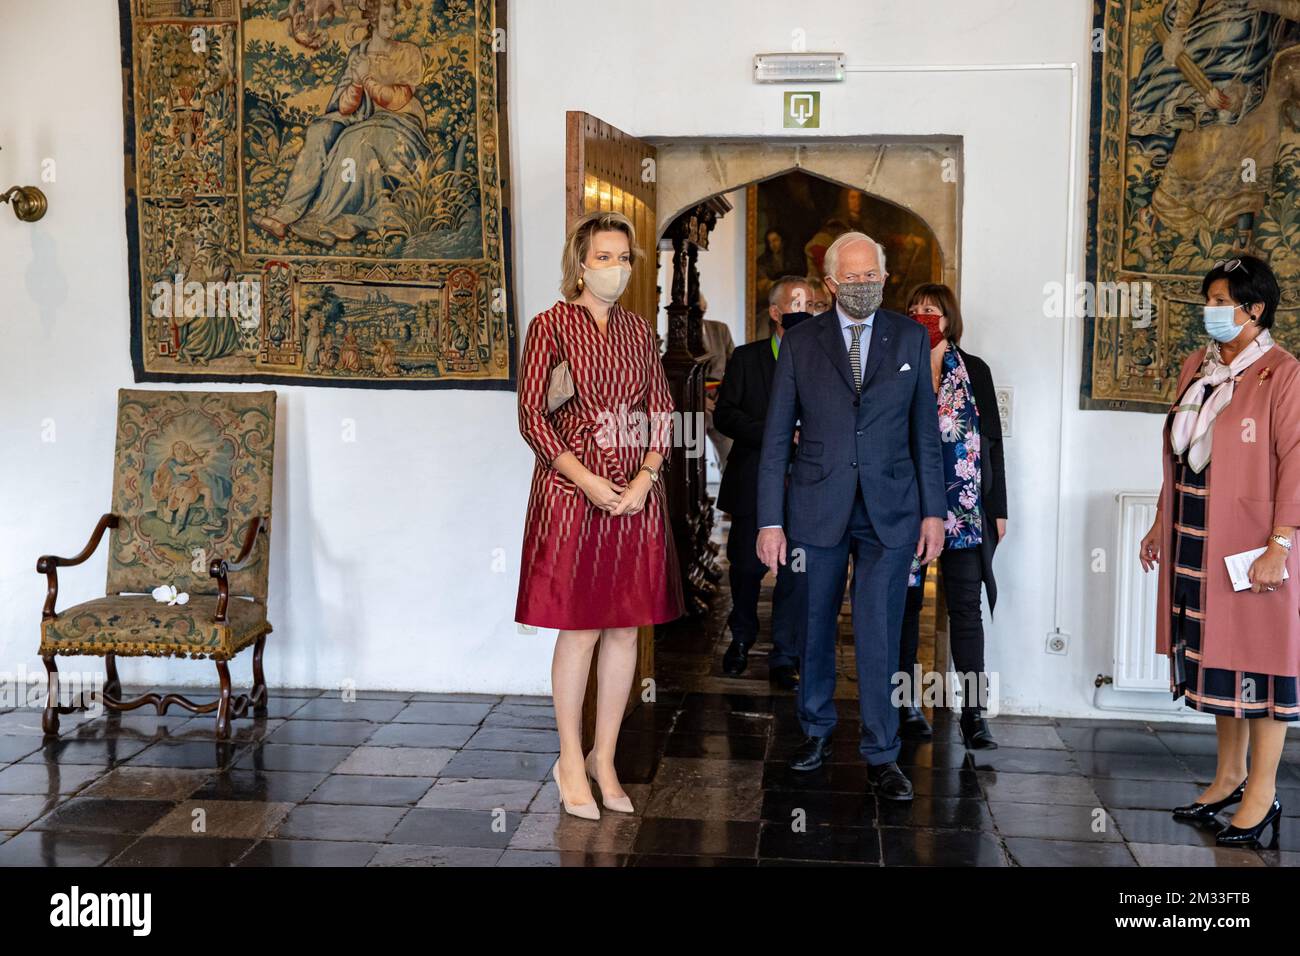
(1203, 304), (1243, 343)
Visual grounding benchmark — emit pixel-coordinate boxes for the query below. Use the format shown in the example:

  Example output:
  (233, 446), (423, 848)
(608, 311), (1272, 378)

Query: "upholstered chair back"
(105, 389), (276, 604)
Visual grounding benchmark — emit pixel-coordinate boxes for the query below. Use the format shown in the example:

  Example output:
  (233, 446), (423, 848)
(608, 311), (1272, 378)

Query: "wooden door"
(564, 112), (658, 742)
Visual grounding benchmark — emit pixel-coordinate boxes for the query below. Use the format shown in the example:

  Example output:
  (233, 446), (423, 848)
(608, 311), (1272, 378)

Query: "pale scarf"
(1169, 329), (1273, 473)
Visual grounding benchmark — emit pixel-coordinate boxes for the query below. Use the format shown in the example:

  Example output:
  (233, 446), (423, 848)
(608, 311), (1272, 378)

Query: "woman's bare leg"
(589, 626), (639, 801)
(552, 628), (600, 805)
(1196, 715), (1248, 804)
(1234, 717), (1287, 827)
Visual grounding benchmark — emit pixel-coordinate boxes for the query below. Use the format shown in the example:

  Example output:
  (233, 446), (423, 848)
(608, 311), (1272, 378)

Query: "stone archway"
(651, 137), (962, 298)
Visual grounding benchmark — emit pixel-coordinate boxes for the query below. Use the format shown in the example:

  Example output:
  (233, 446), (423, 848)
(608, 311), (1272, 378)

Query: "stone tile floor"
(7, 513), (1297, 867)
(1, 688), (1298, 866)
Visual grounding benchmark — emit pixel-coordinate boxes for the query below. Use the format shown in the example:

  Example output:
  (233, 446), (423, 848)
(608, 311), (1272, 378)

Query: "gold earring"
(577, 275), (585, 292)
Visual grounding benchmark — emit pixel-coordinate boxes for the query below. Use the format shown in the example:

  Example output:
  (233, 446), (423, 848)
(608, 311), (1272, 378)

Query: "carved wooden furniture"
(37, 389), (277, 739)
(661, 196), (730, 614)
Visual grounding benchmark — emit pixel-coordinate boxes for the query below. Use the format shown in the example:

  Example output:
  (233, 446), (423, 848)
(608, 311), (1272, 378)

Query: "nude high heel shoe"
(551, 758), (599, 820)
(585, 752), (635, 814)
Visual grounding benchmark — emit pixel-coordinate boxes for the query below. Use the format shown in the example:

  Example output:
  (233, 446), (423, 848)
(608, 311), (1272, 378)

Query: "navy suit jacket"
(756, 307), (946, 550)
(713, 337), (777, 517)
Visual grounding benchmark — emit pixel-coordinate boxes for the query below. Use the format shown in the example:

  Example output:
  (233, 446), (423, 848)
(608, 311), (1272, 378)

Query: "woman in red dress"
(516, 211), (684, 819)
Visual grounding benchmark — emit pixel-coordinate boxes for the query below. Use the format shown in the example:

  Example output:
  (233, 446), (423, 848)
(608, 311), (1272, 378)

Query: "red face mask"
(908, 311), (946, 349)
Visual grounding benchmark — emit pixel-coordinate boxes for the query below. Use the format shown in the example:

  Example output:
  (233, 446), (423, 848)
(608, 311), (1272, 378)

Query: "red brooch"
(1260, 367), (1273, 384)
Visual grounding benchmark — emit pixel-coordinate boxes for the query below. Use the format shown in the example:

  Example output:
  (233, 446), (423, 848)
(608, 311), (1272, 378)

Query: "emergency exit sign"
(783, 91), (820, 128)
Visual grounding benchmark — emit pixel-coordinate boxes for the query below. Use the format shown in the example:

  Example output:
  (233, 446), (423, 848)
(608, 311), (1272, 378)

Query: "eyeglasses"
(1214, 258), (1250, 275)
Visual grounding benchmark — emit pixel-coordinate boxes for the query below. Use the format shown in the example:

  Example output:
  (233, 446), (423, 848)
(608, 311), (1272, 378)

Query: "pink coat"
(1156, 343), (1300, 677)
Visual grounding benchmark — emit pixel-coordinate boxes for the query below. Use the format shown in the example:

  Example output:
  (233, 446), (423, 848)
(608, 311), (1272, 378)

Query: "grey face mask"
(835, 281), (884, 319)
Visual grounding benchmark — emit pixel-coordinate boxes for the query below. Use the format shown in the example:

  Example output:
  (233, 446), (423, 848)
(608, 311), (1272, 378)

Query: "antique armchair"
(37, 389), (277, 739)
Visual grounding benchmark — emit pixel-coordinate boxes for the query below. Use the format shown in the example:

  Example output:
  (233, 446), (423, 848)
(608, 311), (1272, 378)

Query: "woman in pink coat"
(1140, 255), (1297, 849)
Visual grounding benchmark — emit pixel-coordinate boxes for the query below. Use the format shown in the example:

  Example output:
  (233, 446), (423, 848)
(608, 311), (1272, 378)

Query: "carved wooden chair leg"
(250, 639), (269, 712)
(215, 659), (233, 739)
(42, 656), (60, 736)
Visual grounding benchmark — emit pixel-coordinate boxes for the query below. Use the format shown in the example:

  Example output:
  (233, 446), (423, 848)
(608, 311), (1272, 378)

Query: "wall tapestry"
(1084, 0), (1300, 411)
(119, 0), (516, 390)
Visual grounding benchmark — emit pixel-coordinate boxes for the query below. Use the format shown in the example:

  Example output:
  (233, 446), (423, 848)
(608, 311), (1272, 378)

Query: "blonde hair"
(560, 211), (642, 301)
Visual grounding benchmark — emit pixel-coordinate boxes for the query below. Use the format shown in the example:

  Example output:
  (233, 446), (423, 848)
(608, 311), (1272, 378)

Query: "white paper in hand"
(1224, 547), (1290, 592)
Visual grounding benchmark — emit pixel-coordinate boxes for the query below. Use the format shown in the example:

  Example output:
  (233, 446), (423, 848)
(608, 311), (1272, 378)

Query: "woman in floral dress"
(896, 284), (1007, 749)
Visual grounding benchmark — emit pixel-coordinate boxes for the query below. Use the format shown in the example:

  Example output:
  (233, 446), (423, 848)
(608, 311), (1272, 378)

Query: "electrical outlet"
(1046, 630), (1069, 655)
(995, 386), (1013, 439)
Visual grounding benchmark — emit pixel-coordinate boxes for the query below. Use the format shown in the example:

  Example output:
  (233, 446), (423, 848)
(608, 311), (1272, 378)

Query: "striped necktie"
(848, 322), (866, 391)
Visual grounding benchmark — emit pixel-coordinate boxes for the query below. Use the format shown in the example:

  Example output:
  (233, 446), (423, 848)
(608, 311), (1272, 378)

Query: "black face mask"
(780, 310), (814, 332)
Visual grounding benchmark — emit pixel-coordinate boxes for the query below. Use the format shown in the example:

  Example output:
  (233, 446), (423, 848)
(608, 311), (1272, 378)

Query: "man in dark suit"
(714, 276), (811, 690)
(756, 233), (945, 801)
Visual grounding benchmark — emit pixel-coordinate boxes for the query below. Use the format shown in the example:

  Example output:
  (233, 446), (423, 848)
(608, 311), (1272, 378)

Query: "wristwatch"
(1270, 533), (1293, 551)
(639, 464), (660, 483)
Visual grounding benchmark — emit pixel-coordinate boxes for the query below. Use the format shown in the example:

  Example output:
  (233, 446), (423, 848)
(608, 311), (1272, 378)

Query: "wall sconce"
(0, 148), (47, 222)
(1, 184), (47, 222)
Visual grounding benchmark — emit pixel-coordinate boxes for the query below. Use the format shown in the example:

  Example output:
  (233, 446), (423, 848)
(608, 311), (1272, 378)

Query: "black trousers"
(726, 511), (802, 669)
(898, 546), (986, 712)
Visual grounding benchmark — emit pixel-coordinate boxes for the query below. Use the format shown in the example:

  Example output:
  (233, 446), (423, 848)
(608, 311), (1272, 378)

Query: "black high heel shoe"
(1216, 798), (1282, 849)
(959, 708), (997, 750)
(1172, 779), (1247, 823)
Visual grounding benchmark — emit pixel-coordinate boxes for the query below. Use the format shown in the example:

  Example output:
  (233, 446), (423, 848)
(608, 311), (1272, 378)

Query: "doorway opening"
(646, 140), (960, 708)
(564, 114), (963, 737)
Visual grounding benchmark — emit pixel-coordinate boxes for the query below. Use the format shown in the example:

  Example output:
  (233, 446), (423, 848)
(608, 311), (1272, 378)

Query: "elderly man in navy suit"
(756, 232), (945, 801)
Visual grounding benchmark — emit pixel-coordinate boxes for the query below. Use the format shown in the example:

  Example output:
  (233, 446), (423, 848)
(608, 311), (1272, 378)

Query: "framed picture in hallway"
(118, 0), (517, 390)
(744, 171), (942, 342)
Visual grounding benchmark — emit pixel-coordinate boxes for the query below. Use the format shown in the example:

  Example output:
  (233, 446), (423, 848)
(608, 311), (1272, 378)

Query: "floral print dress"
(909, 344), (983, 586)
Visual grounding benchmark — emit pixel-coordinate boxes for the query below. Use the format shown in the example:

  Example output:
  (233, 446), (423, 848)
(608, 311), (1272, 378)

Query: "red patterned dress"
(516, 300), (685, 630)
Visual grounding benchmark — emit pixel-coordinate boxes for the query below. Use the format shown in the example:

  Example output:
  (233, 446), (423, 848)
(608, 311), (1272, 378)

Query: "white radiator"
(1111, 492), (1167, 692)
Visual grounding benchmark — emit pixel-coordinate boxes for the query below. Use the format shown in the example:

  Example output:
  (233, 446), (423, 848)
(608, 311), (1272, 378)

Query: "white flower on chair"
(151, 585), (190, 606)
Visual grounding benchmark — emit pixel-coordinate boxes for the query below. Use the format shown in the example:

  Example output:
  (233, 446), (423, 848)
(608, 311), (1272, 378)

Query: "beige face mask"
(583, 263), (632, 302)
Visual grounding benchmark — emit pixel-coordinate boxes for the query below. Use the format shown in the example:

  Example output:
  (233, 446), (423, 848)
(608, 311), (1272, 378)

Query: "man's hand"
(757, 527), (787, 575)
(917, 517), (944, 565)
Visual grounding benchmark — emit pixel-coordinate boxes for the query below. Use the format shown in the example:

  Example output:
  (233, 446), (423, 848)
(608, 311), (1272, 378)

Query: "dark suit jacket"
(713, 337), (778, 517)
(957, 346), (1007, 611)
(756, 307), (946, 550)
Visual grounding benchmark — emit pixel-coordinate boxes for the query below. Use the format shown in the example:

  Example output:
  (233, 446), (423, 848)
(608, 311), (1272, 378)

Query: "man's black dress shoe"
(867, 761), (914, 801)
(1172, 779), (1246, 823)
(769, 663), (799, 691)
(721, 639), (749, 676)
(898, 704), (932, 739)
(788, 735), (833, 771)
(959, 709), (998, 749)
(1216, 798), (1282, 848)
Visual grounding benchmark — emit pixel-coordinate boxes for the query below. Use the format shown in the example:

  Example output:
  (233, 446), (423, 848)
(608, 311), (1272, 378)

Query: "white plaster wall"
(0, 0), (1168, 714)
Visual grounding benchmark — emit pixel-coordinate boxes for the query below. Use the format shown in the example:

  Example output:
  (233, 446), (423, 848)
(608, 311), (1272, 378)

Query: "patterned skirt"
(1168, 458), (1299, 721)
